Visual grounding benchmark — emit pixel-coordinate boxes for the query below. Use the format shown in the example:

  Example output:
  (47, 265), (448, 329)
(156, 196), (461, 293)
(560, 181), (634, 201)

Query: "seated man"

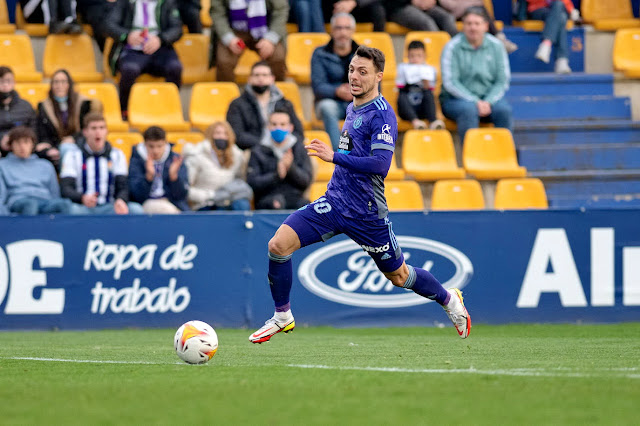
(60, 112), (144, 215)
(128, 125), (190, 214)
(211, 0), (288, 81)
(105, 0), (183, 117)
(0, 66), (37, 158)
(246, 108), (312, 210)
(440, 6), (512, 142)
(227, 61), (304, 151)
(0, 127), (71, 216)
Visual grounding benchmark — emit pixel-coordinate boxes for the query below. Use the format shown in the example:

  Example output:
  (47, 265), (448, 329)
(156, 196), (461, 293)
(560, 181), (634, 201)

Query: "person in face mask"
(181, 121), (252, 211)
(0, 66), (37, 158)
(35, 69), (102, 170)
(227, 61), (305, 151)
(246, 108), (312, 210)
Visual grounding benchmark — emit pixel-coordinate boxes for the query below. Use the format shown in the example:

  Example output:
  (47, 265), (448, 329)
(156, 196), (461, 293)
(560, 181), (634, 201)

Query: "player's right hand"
(306, 139), (334, 163)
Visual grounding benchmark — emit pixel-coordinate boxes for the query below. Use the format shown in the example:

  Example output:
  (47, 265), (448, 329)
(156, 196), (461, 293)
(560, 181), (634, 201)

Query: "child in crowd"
(395, 41), (445, 130)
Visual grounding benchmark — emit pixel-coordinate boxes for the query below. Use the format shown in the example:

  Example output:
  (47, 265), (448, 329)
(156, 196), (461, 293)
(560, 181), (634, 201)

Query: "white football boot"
(249, 312), (295, 344)
(443, 289), (471, 338)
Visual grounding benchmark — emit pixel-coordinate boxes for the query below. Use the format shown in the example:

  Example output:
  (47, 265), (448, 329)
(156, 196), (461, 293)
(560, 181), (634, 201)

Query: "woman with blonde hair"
(182, 121), (252, 211)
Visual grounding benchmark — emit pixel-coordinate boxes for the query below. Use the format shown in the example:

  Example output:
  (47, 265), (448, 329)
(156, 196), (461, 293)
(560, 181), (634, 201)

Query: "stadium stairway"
(508, 73), (640, 208)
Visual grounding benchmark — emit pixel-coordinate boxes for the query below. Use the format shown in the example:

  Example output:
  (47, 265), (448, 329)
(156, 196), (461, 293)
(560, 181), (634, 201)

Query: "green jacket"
(440, 33), (511, 105)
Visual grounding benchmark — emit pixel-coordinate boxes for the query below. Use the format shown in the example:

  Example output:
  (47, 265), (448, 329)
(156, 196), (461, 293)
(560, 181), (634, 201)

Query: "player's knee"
(268, 236), (292, 257)
(384, 266), (410, 288)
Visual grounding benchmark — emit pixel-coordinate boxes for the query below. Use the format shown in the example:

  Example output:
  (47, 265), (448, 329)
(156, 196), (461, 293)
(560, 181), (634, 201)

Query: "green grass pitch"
(1, 323), (638, 425)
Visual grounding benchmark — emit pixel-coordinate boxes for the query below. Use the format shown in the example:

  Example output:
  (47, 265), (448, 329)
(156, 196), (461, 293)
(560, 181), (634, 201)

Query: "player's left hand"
(306, 139), (334, 163)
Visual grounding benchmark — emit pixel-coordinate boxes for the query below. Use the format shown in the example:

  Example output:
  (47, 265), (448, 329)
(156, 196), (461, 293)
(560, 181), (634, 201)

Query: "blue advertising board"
(0, 209), (638, 330)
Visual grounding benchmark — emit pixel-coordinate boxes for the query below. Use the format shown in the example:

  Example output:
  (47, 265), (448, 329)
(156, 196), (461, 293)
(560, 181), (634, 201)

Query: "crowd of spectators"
(1, 0), (571, 216)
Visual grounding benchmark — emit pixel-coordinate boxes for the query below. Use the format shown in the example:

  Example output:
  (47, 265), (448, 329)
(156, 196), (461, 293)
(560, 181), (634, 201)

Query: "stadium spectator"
(211, 0), (288, 81)
(385, 0), (458, 37)
(227, 61), (304, 151)
(439, 0), (517, 53)
(396, 40), (445, 130)
(182, 121), (253, 211)
(528, 0), (581, 74)
(310, 12), (358, 150)
(289, 0), (324, 32)
(105, 0), (183, 118)
(60, 112), (144, 215)
(246, 108), (312, 210)
(321, 0), (386, 32)
(440, 6), (512, 142)
(36, 69), (102, 170)
(77, 0), (117, 52)
(128, 126), (190, 214)
(0, 127), (71, 216)
(0, 67), (36, 158)
(19, 0), (82, 33)
(178, 0), (203, 33)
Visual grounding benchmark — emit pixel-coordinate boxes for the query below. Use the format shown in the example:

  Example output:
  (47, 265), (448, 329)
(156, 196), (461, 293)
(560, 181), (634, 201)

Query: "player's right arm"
(306, 139), (392, 177)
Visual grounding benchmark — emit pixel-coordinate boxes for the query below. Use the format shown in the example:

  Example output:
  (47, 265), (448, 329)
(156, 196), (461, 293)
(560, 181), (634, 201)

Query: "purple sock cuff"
(275, 302), (290, 312)
(443, 291), (451, 306)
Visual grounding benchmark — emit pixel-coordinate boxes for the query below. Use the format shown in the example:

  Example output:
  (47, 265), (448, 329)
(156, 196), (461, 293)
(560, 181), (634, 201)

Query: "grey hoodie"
(0, 153), (60, 208)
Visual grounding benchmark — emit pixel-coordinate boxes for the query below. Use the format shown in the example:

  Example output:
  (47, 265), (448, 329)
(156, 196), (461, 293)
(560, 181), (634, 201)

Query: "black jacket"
(105, 0), (183, 75)
(36, 95), (96, 148)
(0, 91), (37, 157)
(246, 138), (312, 209)
(226, 87), (305, 151)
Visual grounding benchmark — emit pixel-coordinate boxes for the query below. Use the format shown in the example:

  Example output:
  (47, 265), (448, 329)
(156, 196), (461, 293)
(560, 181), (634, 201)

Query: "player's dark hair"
(0, 66), (13, 79)
(7, 126), (36, 146)
(462, 6), (490, 22)
(354, 45), (385, 73)
(143, 125), (166, 142)
(407, 40), (426, 52)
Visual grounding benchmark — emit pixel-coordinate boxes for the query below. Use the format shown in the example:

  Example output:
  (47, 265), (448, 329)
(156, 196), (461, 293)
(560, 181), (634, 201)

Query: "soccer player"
(249, 45), (471, 344)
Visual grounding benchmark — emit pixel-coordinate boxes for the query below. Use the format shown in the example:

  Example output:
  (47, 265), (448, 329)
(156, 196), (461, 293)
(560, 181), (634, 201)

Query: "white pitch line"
(1, 356), (178, 365)
(287, 364), (640, 379)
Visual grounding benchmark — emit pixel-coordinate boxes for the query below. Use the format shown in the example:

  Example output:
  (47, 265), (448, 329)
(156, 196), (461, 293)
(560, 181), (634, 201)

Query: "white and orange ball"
(174, 320), (218, 364)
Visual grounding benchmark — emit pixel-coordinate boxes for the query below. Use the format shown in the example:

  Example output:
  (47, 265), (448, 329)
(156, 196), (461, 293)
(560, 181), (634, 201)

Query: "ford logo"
(298, 236), (473, 308)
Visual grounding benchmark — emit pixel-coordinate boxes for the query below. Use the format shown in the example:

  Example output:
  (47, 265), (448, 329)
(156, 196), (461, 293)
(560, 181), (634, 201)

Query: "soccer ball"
(174, 320), (218, 364)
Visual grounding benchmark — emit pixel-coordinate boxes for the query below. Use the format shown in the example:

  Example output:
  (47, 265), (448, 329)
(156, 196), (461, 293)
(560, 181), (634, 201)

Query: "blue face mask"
(270, 128), (289, 143)
(54, 95), (68, 103)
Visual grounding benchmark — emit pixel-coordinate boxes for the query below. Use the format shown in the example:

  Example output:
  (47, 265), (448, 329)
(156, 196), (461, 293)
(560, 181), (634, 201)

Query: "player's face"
(463, 13), (489, 46)
(408, 48), (425, 65)
(83, 120), (108, 152)
(11, 137), (34, 159)
(348, 56), (382, 101)
(144, 139), (166, 161)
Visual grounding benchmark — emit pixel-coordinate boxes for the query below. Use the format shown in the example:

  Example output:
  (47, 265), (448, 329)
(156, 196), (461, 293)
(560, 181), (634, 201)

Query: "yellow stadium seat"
(286, 33), (331, 84)
(403, 31), (450, 76)
(14, 83), (49, 109)
(431, 179), (485, 210)
(234, 48), (261, 85)
(494, 178), (548, 210)
(353, 33), (396, 81)
(200, 0), (212, 27)
(385, 180), (424, 211)
(380, 81), (411, 132)
(463, 128), (527, 180)
(387, 155), (405, 180)
(385, 22), (410, 35)
(189, 82), (241, 132)
(174, 33), (215, 84)
(0, 34), (42, 82)
(109, 132), (143, 163)
(613, 29), (640, 77)
(402, 130), (465, 181)
(275, 81), (311, 130)
(581, 0), (640, 31)
(128, 83), (190, 132)
(166, 131), (204, 154)
(43, 34), (103, 82)
(76, 83), (129, 132)
(324, 23), (373, 33)
(15, 3), (48, 36)
(304, 130), (335, 181)
(0, 0), (15, 33)
(512, 20), (573, 31)
(308, 181), (329, 201)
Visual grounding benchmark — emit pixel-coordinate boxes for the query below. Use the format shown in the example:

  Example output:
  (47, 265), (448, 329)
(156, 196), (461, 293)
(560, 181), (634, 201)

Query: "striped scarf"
(229, 0), (268, 40)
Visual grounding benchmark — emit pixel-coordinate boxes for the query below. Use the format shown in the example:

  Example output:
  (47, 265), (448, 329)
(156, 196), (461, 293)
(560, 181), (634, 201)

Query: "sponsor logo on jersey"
(338, 130), (352, 154)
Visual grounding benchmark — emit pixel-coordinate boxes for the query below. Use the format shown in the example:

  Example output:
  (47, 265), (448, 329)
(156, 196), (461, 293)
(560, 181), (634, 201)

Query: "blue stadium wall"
(0, 210), (638, 330)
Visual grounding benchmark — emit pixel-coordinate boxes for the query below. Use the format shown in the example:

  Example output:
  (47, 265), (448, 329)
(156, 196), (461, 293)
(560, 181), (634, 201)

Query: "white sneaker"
(535, 42), (551, 64)
(429, 119), (446, 130)
(443, 289), (471, 339)
(249, 312), (295, 343)
(496, 32), (518, 53)
(554, 57), (572, 74)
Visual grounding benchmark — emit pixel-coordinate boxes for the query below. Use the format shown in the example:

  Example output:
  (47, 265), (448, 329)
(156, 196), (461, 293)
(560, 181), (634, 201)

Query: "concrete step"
(519, 143), (640, 171)
(508, 73), (614, 97)
(503, 27), (585, 73)
(509, 95), (631, 121)
(513, 119), (640, 145)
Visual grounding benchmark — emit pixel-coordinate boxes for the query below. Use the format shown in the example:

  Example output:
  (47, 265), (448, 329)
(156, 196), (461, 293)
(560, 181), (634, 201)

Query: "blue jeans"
(316, 98), (349, 151)
(289, 0), (324, 32)
(530, 1), (569, 59)
(9, 197), (72, 216)
(441, 97), (513, 142)
(70, 202), (145, 215)
(197, 198), (251, 211)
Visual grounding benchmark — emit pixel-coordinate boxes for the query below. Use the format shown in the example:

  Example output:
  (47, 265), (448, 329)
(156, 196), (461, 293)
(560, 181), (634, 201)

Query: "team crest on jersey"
(353, 116), (363, 129)
(338, 130), (353, 154)
(376, 124), (393, 144)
